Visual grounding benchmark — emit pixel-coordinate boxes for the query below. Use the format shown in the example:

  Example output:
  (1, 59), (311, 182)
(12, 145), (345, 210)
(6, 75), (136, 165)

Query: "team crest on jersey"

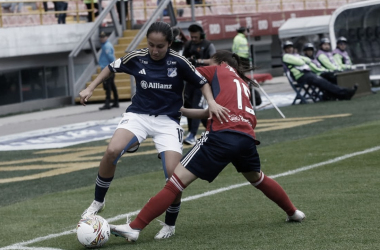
(167, 68), (177, 77)
(141, 80), (148, 89)
(139, 59), (148, 64)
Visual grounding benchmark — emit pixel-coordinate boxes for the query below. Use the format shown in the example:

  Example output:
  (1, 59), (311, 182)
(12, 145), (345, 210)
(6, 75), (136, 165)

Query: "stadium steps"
(75, 29), (147, 103)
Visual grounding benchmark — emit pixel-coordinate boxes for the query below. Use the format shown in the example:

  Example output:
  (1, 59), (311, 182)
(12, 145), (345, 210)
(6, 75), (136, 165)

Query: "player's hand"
(187, 56), (197, 66)
(207, 100), (230, 124)
(79, 88), (93, 106)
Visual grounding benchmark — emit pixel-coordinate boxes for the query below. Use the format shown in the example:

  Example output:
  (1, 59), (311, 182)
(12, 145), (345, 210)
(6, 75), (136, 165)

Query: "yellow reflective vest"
(232, 33), (249, 59)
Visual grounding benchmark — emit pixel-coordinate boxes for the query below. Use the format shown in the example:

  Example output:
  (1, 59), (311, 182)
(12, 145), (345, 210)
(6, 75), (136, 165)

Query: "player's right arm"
(180, 107), (209, 119)
(79, 66), (112, 106)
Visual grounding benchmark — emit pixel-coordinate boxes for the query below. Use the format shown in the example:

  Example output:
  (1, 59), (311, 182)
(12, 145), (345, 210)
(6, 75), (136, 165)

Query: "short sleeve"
(180, 58), (208, 88)
(196, 65), (217, 83)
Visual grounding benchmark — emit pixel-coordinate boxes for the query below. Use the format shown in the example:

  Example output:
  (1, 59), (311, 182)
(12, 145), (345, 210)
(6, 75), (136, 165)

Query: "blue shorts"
(180, 131), (261, 183)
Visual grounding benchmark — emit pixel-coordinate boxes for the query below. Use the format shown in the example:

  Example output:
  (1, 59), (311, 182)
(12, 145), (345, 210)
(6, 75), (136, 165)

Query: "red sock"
(252, 172), (296, 216)
(130, 173), (186, 230)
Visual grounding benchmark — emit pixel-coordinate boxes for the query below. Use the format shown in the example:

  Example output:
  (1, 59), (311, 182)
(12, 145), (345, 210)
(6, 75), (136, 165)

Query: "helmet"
(320, 37), (330, 45)
(303, 43), (315, 51)
(282, 40), (294, 49)
(337, 36), (348, 44)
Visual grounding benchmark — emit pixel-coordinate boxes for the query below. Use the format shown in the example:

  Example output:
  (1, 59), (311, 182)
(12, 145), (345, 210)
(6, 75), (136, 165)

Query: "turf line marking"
(1, 145), (379, 250)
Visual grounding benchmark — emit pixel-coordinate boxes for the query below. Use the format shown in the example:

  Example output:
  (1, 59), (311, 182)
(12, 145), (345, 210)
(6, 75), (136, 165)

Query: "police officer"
(316, 37), (342, 71)
(232, 26), (250, 70)
(282, 41), (356, 100)
(303, 42), (337, 84)
(333, 36), (353, 70)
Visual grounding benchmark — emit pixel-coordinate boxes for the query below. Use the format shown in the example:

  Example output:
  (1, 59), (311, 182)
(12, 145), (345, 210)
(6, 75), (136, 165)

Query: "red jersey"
(197, 63), (257, 139)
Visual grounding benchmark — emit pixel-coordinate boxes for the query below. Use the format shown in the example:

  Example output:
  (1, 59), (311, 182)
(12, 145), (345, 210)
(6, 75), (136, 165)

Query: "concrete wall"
(0, 23), (95, 58)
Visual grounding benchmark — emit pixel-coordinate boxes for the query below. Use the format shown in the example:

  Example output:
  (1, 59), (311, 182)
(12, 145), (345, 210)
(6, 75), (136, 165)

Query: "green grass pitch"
(1, 93), (380, 250)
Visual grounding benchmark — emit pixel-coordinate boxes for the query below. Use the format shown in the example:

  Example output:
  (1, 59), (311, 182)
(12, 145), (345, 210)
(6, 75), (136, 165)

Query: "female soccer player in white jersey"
(109, 50), (306, 242)
(78, 21), (228, 239)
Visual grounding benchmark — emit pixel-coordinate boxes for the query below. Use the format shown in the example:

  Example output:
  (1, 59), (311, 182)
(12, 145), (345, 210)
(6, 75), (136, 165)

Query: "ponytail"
(211, 50), (258, 87)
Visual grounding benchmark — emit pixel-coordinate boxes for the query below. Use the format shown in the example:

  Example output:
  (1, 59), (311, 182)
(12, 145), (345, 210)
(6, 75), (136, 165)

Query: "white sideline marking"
(2, 145), (380, 250)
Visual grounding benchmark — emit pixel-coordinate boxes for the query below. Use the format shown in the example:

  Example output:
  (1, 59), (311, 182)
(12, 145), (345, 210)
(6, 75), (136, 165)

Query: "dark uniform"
(181, 63), (260, 182)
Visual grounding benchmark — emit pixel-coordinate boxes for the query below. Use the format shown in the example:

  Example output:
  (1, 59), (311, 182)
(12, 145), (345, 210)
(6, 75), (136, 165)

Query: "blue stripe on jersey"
(109, 49), (207, 123)
(211, 68), (220, 99)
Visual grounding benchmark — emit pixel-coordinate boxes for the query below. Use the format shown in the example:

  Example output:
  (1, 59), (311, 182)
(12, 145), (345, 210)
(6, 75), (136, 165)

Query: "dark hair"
(237, 27), (247, 33)
(147, 21), (174, 44)
(188, 23), (204, 33)
(210, 50), (258, 87)
(188, 23), (205, 39)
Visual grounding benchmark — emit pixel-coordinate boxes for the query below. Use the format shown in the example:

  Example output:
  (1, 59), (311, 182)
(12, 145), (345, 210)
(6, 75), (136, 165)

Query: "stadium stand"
(0, 0), (371, 112)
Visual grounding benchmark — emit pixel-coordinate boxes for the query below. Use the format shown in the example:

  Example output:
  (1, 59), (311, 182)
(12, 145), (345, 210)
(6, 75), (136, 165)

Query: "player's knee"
(243, 170), (261, 183)
(105, 146), (122, 161)
(251, 171), (261, 181)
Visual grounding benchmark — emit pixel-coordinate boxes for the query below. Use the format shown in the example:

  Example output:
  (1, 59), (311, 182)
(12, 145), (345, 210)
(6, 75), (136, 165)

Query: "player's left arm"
(200, 83), (229, 123)
(180, 107), (209, 119)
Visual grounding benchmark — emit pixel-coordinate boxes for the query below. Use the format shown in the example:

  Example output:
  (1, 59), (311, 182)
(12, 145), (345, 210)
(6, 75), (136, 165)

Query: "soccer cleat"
(286, 209), (306, 222)
(110, 223), (140, 242)
(154, 221), (175, 240)
(184, 133), (196, 145)
(81, 200), (105, 218)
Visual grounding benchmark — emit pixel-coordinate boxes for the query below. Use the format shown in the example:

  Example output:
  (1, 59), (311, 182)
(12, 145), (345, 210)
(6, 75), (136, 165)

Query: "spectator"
(182, 23), (216, 145)
(2, 0), (23, 13)
(316, 38), (342, 72)
(232, 26), (250, 70)
(116, 0), (128, 26)
(186, 0), (212, 12)
(84, 0), (99, 22)
(303, 42), (337, 84)
(333, 37), (353, 70)
(171, 27), (185, 53)
(157, 0), (184, 17)
(282, 41), (357, 100)
(98, 32), (119, 110)
(55, 1), (68, 24)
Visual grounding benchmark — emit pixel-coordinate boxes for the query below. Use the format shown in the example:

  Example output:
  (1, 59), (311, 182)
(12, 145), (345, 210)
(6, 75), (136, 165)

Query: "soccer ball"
(76, 215), (110, 248)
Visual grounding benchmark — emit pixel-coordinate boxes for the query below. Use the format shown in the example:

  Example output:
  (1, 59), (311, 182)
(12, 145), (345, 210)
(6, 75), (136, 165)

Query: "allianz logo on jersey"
(140, 80), (172, 89)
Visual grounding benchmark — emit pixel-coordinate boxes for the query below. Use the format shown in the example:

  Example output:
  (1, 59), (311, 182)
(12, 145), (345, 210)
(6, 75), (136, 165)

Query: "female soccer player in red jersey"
(109, 50), (305, 242)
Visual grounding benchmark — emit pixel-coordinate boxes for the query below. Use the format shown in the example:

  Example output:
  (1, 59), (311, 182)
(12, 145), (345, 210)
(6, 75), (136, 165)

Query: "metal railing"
(0, 0), (363, 28)
(130, 0), (363, 20)
(0, 0), (93, 27)
(125, 0), (177, 95)
(67, 0), (124, 104)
